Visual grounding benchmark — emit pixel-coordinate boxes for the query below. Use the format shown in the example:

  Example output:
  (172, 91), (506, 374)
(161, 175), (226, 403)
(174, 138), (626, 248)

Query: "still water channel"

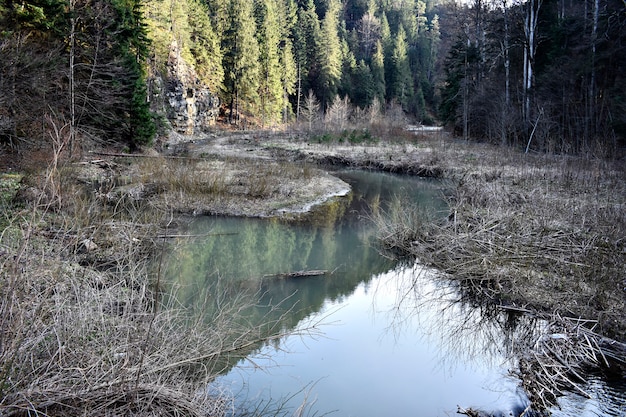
(164, 170), (625, 417)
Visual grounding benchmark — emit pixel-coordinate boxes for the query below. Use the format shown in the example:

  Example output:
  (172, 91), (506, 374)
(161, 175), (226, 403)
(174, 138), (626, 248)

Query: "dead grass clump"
(0, 195), (226, 415)
(124, 154), (330, 216)
(136, 156), (228, 197)
(370, 143), (626, 411)
(0, 158), (316, 416)
(516, 314), (626, 411)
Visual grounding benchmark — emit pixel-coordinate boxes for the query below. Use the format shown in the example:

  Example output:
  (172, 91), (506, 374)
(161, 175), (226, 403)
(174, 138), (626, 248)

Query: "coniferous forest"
(0, 0), (625, 154)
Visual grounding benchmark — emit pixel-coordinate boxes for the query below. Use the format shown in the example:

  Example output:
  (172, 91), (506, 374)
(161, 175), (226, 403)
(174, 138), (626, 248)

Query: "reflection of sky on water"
(551, 377), (626, 417)
(165, 169), (625, 416)
(215, 264), (526, 417)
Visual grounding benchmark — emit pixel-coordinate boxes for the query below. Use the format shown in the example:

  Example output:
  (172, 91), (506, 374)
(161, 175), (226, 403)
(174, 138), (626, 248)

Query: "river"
(163, 169), (625, 417)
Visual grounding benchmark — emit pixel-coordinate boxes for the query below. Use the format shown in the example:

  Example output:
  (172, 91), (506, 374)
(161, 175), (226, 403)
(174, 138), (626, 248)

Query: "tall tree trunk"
(501, 0), (510, 146)
(588, 0), (599, 146)
(523, 0), (541, 133)
(296, 61), (302, 122)
(69, 0), (76, 158)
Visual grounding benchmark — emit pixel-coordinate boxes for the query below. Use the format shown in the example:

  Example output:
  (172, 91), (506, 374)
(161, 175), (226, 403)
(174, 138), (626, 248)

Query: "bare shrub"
(324, 96), (351, 132)
(300, 90), (321, 133)
(369, 143), (626, 411)
(0, 155), (320, 416)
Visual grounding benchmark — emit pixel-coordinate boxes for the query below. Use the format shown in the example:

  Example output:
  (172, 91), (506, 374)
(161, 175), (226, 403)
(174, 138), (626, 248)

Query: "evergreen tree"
(255, 0), (284, 125)
(188, 0), (224, 93)
(352, 59), (375, 108)
(114, 0), (155, 147)
(294, 0), (322, 116)
(389, 24), (413, 111)
(339, 38), (357, 101)
(222, 0), (260, 124)
(280, 38), (297, 122)
(276, 0), (298, 121)
(371, 39), (386, 105)
(380, 11), (393, 100)
(318, 0), (342, 109)
(426, 13), (440, 83)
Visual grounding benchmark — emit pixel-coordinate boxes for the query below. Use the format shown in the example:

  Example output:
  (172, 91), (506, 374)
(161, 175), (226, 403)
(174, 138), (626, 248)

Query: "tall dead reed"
(0, 140), (317, 416)
(370, 142), (626, 411)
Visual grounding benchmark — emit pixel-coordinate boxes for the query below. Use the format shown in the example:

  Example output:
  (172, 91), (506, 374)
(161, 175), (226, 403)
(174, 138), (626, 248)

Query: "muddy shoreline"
(2, 129), (625, 415)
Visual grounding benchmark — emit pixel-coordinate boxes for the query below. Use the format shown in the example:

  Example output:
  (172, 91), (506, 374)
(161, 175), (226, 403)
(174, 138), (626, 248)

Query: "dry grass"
(370, 140), (626, 411)
(120, 154), (338, 217)
(0, 153), (320, 416)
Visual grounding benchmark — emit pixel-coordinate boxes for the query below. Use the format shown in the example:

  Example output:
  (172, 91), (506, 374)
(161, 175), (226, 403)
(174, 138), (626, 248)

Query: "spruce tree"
(280, 39), (298, 122)
(116, 0), (155, 147)
(318, 0), (342, 109)
(222, 0), (260, 124)
(294, 0), (322, 116)
(380, 11), (393, 100)
(276, 0), (297, 122)
(188, 0), (224, 94)
(352, 59), (375, 108)
(255, 0), (284, 125)
(389, 24), (413, 112)
(371, 39), (386, 105)
(339, 38), (357, 101)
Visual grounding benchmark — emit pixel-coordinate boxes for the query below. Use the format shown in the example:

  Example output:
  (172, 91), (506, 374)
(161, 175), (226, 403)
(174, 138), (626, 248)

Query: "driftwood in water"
(263, 270), (328, 280)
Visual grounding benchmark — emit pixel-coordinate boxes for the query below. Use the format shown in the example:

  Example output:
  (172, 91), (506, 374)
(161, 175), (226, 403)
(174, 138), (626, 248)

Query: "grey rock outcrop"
(154, 40), (219, 135)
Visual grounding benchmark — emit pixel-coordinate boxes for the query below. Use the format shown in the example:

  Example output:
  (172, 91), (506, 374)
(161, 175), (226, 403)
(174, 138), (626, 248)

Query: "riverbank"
(1, 128), (624, 415)
(164, 129), (626, 410)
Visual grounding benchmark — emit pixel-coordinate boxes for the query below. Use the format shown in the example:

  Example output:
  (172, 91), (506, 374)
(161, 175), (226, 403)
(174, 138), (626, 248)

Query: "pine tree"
(389, 24), (413, 111)
(188, 0), (224, 93)
(371, 39), (386, 105)
(294, 0), (322, 117)
(426, 13), (440, 83)
(280, 38), (297, 122)
(339, 38), (357, 101)
(380, 11), (393, 100)
(222, 0), (260, 124)
(318, 0), (342, 109)
(255, 0), (284, 125)
(115, 0), (156, 147)
(352, 59), (375, 108)
(276, 0), (297, 122)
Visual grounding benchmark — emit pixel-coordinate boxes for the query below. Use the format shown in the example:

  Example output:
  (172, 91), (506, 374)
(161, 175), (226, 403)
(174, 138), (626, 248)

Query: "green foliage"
(255, 0), (284, 125)
(2, 0), (66, 33)
(129, 71), (156, 147)
(222, 0), (261, 123)
(388, 24), (413, 111)
(317, 0), (342, 108)
(114, 0), (155, 147)
(310, 129), (377, 144)
(351, 60), (375, 108)
(188, 0), (224, 93)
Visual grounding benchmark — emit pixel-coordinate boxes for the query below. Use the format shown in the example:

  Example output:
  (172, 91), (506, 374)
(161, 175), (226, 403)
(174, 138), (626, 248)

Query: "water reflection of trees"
(162, 202), (394, 375)
(391, 264), (626, 416)
(162, 170), (448, 395)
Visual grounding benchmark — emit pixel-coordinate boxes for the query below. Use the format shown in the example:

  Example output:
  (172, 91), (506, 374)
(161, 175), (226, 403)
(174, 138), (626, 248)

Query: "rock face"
(159, 40), (219, 135)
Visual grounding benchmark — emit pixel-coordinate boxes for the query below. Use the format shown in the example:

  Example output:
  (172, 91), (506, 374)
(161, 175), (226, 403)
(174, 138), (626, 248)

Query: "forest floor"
(1, 126), (625, 415)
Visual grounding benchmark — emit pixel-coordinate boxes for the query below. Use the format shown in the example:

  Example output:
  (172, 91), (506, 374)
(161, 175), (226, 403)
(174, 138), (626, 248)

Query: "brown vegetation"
(1, 124), (625, 415)
(369, 138), (626, 411)
(0, 145), (324, 416)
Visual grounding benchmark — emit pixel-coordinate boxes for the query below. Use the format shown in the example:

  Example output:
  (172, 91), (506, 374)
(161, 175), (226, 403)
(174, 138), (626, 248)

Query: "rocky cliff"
(150, 40), (219, 136)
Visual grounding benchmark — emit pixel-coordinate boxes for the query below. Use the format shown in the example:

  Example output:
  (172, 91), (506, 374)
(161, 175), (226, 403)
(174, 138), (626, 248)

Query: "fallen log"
(263, 270), (328, 279)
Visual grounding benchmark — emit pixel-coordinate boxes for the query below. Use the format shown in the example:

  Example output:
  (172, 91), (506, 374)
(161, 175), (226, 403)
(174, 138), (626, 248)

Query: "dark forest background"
(1, 0), (624, 154)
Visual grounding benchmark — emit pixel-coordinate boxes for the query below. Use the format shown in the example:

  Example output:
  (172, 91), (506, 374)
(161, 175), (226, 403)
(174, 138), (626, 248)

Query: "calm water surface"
(164, 170), (625, 417)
